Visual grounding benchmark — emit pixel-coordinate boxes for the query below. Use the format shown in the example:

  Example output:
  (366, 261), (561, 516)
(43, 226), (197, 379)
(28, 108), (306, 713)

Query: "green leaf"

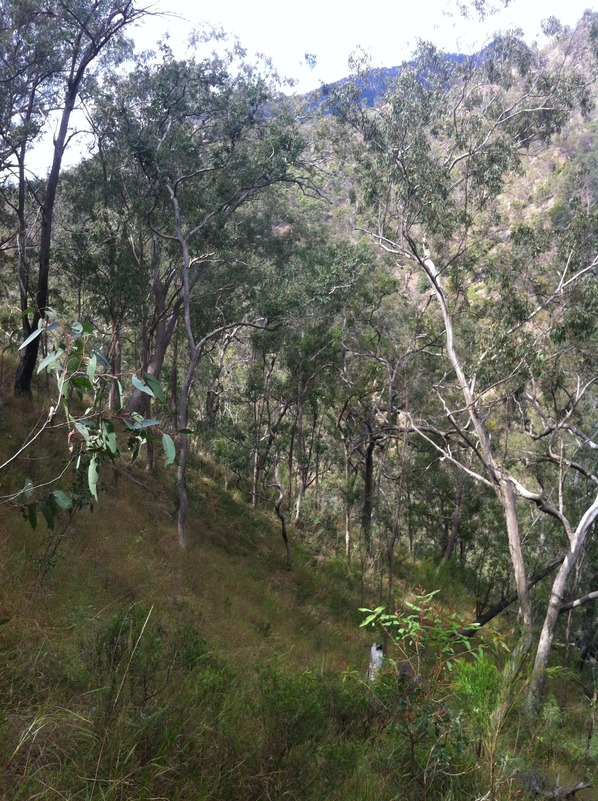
(72, 375), (93, 391)
(101, 420), (118, 456)
(66, 354), (81, 372)
(39, 502), (55, 530)
(92, 346), (111, 369)
(162, 433), (176, 466)
(132, 374), (154, 397)
(21, 306), (36, 318)
(88, 456), (99, 501)
(75, 422), (90, 441)
(178, 428), (194, 434)
(71, 322), (84, 336)
(19, 326), (43, 350)
(38, 348), (64, 374)
(87, 353), (97, 383)
(140, 418), (161, 428)
(124, 419), (142, 431)
(359, 614), (378, 627)
(143, 373), (165, 402)
(53, 490), (72, 511)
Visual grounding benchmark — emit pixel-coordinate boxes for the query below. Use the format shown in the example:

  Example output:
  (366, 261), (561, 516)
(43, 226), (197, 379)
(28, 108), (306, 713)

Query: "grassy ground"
(0, 370), (385, 799)
(1, 368), (596, 800)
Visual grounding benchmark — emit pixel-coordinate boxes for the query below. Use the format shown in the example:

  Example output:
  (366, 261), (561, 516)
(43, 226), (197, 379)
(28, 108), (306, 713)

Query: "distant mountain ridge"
(308, 51), (480, 108)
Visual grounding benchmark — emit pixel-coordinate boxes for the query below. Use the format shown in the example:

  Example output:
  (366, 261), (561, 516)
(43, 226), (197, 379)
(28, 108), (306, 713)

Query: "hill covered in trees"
(2, 2), (598, 799)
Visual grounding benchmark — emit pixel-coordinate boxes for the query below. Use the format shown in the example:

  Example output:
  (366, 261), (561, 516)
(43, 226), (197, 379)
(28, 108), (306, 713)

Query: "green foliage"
(452, 650), (503, 736)
(11, 315), (173, 531)
(360, 589), (476, 673)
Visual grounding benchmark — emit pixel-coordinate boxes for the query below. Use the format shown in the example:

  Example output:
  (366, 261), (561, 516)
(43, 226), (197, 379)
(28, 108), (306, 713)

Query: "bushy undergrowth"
(2, 597), (598, 800)
(1, 603), (376, 800)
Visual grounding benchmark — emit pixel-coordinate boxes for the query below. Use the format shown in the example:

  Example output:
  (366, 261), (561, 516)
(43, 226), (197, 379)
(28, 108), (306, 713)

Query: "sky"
(137, 0), (597, 93)
(25, 0), (597, 174)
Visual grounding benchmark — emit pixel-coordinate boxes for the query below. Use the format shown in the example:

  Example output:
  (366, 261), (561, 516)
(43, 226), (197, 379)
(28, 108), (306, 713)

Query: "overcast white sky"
(137, 0), (597, 93)
(28, 0), (596, 174)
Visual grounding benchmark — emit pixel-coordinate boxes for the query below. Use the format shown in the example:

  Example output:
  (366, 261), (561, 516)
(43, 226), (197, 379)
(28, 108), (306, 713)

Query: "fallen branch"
(543, 781), (592, 799)
(560, 590), (598, 613)
(458, 555), (564, 637)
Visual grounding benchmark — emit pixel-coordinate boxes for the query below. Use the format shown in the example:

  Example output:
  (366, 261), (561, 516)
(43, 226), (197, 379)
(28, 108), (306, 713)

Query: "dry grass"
(0, 360), (371, 685)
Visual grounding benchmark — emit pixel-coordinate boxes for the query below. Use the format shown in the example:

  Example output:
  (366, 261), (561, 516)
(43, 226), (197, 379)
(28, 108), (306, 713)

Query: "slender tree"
(0, 0), (151, 394)
(331, 19), (598, 704)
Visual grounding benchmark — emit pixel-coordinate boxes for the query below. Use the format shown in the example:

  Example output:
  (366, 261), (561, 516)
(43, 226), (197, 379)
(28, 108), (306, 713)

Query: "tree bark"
(361, 422), (375, 556)
(15, 2), (146, 394)
(273, 463), (292, 569)
(528, 491), (598, 710)
(442, 473), (463, 562)
(418, 243), (533, 638)
(108, 314), (123, 410)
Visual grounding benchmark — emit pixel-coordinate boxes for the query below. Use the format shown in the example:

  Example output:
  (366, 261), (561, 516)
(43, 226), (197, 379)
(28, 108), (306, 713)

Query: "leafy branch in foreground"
(5, 312), (175, 531)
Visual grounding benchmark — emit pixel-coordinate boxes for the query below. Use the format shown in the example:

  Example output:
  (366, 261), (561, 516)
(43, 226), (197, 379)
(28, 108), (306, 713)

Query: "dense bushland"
(2, 3), (598, 799)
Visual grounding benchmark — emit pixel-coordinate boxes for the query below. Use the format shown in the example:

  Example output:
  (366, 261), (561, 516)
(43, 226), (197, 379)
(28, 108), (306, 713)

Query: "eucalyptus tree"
(0, 0), (151, 395)
(89, 42), (316, 546)
(54, 145), (148, 409)
(331, 17), (598, 706)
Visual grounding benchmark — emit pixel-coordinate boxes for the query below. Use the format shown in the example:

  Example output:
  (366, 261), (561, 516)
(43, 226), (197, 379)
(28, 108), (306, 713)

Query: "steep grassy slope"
(0, 370), (386, 800)
(1, 370), (596, 801)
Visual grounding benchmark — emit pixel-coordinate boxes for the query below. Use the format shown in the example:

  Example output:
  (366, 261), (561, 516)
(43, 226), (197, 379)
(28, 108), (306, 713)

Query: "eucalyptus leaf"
(140, 418), (161, 428)
(162, 433), (176, 466)
(132, 374), (154, 397)
(75, 422), (90, 441)
(53, 490), (72, 511)
(88, 456), (99, 501)
(39, 502), (55, 530)
(28, 503), (37, 530)
(101, 420), (118, 456)
(143, 373), (165, 402)
(37, 348), (63, 374)
(19, 326), (43, 350)
(87, 353), (97, 383)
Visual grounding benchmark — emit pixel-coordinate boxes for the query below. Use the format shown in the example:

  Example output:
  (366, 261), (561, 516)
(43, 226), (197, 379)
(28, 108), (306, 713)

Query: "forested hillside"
(2, 2), (598, 799)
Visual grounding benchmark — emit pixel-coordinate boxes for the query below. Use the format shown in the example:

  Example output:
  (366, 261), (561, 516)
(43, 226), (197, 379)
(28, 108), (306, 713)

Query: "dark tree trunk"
(361, 426), (375, 556)
(15, 2), (146, 394)
(108, 316), (123, 410)
(442, 474), (463, 562)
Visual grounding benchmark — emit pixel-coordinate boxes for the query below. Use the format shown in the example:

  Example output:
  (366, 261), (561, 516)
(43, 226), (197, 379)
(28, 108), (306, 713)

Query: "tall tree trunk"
(419, 244), (533, 640)
(442, 473), (463, 562)
(177, 432), (190, 549)
(108, 315), (123, 410)
(528, 491), (598, 711)
(344, 443), (352, 564)
(15, 3), (144, 393)
(292, 373), (304, 523)
(273, 462), (292, 569)
(361, 426), (375, 556)
(127, 238), (181, 416)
